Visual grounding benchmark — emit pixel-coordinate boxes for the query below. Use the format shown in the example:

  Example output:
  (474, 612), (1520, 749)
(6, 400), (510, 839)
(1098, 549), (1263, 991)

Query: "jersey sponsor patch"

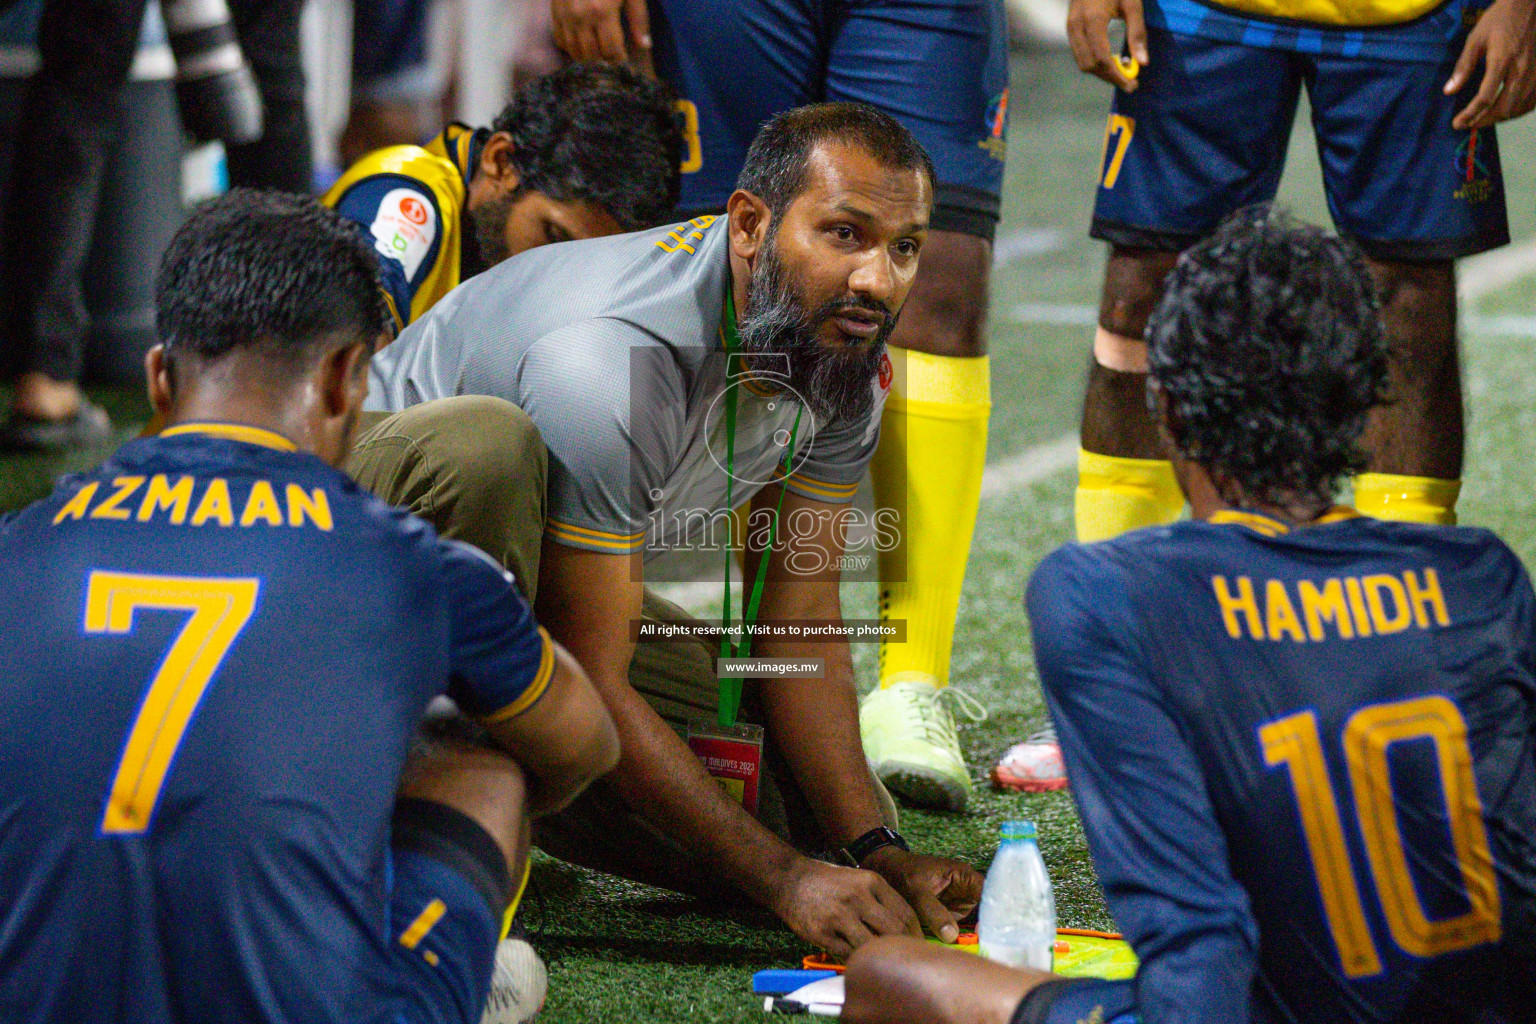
(862, 356), (892, 447)
(370, 188), (438, 282)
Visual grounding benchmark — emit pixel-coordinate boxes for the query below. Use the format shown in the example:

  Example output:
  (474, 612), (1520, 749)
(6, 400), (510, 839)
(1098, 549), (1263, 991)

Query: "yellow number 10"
(86, 571), (260, 835)
(1260, 698), (1502, 977)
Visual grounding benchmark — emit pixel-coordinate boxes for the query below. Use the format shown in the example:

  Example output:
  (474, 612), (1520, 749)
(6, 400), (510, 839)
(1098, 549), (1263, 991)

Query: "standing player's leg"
(1075, 245), (1179, 542)
(821, 0), (1007, 813)
(1305, 50), (1507, 525)
(1076, 31), (1302, 543)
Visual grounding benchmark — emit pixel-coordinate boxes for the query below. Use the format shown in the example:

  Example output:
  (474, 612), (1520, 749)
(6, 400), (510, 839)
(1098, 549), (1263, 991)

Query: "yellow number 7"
(86, 571), (260, 835)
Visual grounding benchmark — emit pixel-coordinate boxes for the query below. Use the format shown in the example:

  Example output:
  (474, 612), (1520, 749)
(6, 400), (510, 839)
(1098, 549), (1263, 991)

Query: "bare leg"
(889, 230), (991, 357)
(844, 936), (1049, 1024)
(1078, 246), (1180, 459)
(1359, 259), (1461, 478)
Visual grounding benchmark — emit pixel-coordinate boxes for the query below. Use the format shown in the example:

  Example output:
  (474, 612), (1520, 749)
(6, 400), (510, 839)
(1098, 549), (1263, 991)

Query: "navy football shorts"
(380, 800), (510, 1024)
(352, 0), (435, 102)
(651, 0), (1010, 240)
(1011, 978), (1140, 1024)
(1090, 27), (1509, 260)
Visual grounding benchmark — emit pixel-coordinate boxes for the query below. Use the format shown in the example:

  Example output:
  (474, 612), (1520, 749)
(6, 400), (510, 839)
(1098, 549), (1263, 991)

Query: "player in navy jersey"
(0, 190), (619, 1024)
(840, 208), (1536, 1024)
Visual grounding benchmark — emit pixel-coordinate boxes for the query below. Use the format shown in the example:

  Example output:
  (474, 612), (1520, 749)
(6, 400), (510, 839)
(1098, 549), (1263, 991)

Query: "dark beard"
(736, 236), (894, 424)
(469, 189), (517, 267)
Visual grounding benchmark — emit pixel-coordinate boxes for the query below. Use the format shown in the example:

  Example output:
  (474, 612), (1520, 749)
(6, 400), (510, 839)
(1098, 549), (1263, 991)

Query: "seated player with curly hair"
(842, 207), (1536, 1024)
(325, 61), (682, 332)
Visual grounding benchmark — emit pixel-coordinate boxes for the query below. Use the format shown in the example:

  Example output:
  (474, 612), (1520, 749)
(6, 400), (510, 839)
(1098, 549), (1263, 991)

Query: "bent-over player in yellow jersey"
(324, 61), (681, 331)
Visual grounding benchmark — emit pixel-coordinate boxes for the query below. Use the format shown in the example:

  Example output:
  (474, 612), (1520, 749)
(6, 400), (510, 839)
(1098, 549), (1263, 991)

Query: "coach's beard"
(737, 240), (893, 424)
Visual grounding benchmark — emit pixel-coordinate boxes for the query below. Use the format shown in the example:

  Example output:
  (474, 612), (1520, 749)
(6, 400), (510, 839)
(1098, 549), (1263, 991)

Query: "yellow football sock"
(498, 859), (533, 940)
(872, 349), (990, 690)
(1074, 449), (1184, 542)
(1354, 473), (1461, 526)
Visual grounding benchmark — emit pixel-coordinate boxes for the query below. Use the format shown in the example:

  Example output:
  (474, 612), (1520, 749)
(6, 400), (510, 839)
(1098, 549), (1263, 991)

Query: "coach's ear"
(727, 189), (770, 262)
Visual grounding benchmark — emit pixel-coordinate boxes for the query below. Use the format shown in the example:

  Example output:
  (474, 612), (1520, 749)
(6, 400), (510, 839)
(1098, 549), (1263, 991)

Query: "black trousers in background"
(1, 0), (312, 385)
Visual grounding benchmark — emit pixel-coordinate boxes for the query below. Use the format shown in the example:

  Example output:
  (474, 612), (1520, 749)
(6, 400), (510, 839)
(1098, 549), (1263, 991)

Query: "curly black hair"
(492, 62), (682, 231)
(1146, 207), (1390, 508)
(156, 188), (389, 365)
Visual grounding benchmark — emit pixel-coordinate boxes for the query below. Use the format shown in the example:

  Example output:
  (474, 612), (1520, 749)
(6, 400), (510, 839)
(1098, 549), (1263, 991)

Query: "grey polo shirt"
(367, 215), (888, 558)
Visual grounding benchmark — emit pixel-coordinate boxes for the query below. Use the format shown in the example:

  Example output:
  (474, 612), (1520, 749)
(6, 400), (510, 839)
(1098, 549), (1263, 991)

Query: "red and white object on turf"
(990, 727), (1068, 792)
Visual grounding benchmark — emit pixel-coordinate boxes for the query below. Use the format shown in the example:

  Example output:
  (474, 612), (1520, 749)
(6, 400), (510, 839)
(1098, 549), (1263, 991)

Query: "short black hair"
(1147, 207), (1389, 508)
(736, 102), (935, 217)
(156, 189), (389, 372)
(491, 62), (681, 231)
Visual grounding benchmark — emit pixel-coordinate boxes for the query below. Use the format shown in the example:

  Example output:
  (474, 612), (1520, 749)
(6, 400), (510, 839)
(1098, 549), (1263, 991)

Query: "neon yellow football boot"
(859, 675), (985, 812)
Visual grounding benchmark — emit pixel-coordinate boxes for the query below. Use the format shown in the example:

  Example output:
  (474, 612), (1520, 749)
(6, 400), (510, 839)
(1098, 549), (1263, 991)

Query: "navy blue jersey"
(0, 423), (554, 1024)
(1028, 509), (1536, 1024)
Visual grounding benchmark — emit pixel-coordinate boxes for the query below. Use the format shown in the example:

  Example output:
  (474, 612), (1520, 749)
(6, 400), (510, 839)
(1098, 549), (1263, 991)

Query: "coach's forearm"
(590, 664), (805, 902)
(756, 639), (888, 845)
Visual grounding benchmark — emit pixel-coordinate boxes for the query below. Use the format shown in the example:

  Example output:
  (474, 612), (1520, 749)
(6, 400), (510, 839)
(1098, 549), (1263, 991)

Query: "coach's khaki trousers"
(346, 396), (895, 898)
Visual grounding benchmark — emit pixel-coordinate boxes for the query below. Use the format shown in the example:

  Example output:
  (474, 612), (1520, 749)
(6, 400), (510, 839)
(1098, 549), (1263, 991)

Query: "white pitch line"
(993, 229), (1066, 267)
(980, 432), (1079, 498)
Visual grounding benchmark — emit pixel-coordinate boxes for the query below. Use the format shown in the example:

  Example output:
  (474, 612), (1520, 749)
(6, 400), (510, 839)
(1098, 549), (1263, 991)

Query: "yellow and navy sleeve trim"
(480, 627), (557, 724)
(777, 469), (861, 504)
(545, 519), (647, 553)
(161, 422), (298, 452)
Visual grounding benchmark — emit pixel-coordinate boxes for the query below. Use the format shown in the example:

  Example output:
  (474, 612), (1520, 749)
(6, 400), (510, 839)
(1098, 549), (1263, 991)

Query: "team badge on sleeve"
(370, 188), (438, 281)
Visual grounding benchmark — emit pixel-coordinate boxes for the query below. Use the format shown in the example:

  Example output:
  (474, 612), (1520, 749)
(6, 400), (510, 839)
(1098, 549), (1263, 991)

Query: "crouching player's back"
(839, 211), (1535, 1024)
(1027, 211), (1536, 1024)
(1032, 512), (1536, 1022)
(0, 191), (617, 1024)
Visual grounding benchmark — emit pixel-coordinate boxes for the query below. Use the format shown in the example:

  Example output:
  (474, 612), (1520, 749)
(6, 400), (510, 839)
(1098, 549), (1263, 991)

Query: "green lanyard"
(718, 290), (802, 727)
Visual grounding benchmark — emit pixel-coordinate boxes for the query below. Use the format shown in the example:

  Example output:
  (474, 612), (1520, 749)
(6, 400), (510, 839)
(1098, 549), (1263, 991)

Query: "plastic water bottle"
(977, 820), (1056, 969)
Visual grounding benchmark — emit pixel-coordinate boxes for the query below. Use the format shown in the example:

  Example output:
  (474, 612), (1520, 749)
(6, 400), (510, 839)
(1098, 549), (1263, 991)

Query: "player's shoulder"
(1027, 536), (1146, 636)
(324, 143), (463, 209)
(1030, 524), (1173, 593)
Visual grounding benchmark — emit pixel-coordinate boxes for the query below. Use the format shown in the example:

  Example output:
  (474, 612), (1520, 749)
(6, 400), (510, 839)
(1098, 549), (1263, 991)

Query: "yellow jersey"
(322, 124), (487, 331)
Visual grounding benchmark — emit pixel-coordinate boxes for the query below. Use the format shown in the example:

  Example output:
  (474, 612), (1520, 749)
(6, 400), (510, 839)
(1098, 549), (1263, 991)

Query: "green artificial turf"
(4, 46), (1536, 1023)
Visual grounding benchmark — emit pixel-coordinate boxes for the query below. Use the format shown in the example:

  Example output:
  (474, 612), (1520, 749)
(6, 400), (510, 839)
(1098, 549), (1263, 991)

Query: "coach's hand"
(769, 857), (925, 958)
(551, 0), (651, 63)
(1067, 0), (1150, 92)
(1447, 0), (1536, 129)
(861, 846), (985, 945)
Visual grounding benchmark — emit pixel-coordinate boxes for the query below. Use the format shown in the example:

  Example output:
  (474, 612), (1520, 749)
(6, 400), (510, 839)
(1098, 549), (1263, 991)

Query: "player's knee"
(1100, 246), (1179, 338)
(440, 395), (549, 499)
(401, 726), (529, 866)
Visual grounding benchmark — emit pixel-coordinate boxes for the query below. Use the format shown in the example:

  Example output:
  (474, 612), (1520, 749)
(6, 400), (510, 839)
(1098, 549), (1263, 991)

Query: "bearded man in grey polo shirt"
(351, 103), (983, 957)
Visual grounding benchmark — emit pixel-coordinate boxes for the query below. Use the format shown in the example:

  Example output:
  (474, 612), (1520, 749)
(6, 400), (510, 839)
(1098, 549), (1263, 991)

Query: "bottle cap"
(1001, 820), (1037, 842)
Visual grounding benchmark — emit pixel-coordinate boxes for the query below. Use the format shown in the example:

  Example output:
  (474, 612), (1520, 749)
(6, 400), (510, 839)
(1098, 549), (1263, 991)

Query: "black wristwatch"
(839, 826), (909, 867)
